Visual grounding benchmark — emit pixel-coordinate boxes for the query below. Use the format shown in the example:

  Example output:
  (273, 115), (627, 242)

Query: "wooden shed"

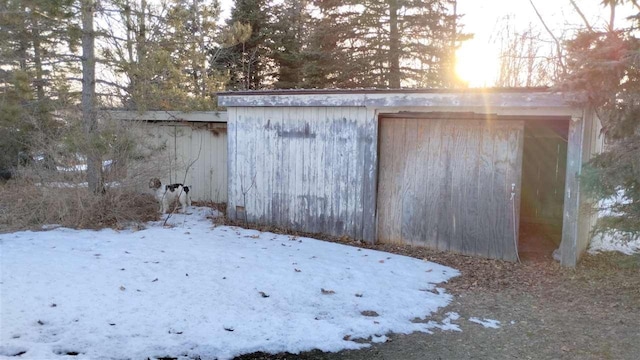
(218, 89), (603, 266)
(108, 111), (228, 203)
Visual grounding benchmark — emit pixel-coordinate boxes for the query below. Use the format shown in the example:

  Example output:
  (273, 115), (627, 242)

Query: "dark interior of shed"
(518, 119), (570, 261)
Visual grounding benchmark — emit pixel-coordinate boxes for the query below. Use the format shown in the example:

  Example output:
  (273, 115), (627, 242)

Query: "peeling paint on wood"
(222, 89), (600, 266)
(227, 106), (375, 240)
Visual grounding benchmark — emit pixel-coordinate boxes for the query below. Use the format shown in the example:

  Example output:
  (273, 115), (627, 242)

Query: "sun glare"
(455, 41), (500, 88)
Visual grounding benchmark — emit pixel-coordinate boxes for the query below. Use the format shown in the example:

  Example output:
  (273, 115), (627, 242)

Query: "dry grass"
(0, 180), (159, 232)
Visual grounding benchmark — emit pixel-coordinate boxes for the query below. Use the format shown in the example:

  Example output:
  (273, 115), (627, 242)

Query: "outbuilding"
(218, 89), (603, 266)
(108, 110), (229, 203)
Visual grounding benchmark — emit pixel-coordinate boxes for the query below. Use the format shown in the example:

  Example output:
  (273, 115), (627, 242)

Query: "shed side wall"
(141, 122), (228, 203)
(561, 108), (603, 266)
(227, 106), (374, 240)
(579, 109), (604, 259)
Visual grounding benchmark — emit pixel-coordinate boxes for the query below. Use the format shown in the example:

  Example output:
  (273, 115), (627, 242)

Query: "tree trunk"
(388, 0), (401, 88)
(81, 0), (103, 194)
(32, 19), (45, 102)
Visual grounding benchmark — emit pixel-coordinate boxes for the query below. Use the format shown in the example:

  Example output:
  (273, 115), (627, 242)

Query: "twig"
(528, 0), (566, 75)
(568, 0), (594, 33)
(162, 117), (203, 226)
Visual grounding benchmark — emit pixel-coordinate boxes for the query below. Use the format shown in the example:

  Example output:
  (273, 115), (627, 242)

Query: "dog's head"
(149, 178), (162, 190)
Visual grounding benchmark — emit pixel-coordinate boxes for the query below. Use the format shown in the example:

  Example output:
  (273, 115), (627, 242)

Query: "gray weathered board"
(227, 106), (376, 240)
(376, 117), (524, 261)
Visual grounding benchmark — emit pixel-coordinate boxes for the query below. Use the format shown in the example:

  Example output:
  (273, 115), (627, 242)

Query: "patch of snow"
(34, 181), (121, 189)
(56, 160), (114, 173)
(207, 208), (224, 218)
(589, 189), (639, 255)
(371, 335), (388, 343)
(0, 207), (459, 360)
(468, 317), (501, 329)
(419, 311), (462, 333)
(437, 312), (462, 332)
(597, 189), (630, 217)
(40, 224), (62, 231)
(589, 231), (640, 255)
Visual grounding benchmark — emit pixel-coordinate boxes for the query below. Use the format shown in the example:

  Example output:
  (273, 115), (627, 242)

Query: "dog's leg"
(179, 193), (188, 213)
(161, 197), (170, 214)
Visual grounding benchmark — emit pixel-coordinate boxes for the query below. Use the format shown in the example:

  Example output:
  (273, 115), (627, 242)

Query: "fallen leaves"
(360, 310), (379, 317)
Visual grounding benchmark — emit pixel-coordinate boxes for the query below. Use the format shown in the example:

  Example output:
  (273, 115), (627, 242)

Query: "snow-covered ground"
(0, 208), (460, 360)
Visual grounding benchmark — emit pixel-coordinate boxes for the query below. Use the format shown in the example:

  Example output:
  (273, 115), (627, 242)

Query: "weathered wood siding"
(377, 117), (524, 261)
(227, 106), (376, 240)
(220, 89), (592, 266)
(143, 122), (228, 203)
(561, 109), (603, 266)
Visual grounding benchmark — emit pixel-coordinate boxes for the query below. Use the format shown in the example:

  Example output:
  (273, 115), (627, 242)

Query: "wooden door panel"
(377, 117), (524, 261)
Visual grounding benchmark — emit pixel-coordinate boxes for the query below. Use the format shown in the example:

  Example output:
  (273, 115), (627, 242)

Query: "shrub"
(0, 180), (159, 232)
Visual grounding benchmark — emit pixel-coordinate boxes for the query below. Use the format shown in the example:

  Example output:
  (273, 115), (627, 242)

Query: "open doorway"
(518, 119), (570, 261)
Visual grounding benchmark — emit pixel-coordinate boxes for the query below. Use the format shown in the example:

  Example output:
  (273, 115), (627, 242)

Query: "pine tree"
(304, 0), (466, 88)
(101, 0), (224, 110)
(561, 1), (640, 235)
(0, 0), (78, 172)
(213, 0), (270, 90)
(268, 1), (308, 89)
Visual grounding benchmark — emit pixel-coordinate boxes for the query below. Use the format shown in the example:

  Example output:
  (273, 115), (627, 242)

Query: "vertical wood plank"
(478, 123), (496, 258)
(460, 121), (481, 255)
(400, 117), (419, 245)
(423, 119), (441, 249)
(376, 117), (392, 243)
(362, 109), (378, 243)
(227, 107), (238, 220)
(561, 117), (583, 267)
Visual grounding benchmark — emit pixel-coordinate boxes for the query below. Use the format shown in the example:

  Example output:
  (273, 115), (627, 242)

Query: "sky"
(454, 0), (626, 86)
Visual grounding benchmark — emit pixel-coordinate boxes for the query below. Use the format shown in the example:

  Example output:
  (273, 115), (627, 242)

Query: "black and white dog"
(149, 178), (191, 214)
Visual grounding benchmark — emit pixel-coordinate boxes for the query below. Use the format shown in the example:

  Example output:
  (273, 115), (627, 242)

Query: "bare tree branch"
(569, 0), (594, 33)
(528, 0), (566, 75)
(67, 77), (128, 91)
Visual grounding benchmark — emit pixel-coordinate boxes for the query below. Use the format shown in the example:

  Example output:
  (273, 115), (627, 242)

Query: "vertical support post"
(561, 116), (584, 267)
(362, 108), (379, 244)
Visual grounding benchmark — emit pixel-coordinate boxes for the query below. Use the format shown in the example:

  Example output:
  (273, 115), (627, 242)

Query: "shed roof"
(106, 110), (227, 123)
(217, 88), (584, 109)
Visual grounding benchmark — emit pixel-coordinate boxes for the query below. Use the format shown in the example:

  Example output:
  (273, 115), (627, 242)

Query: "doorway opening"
(518, 119), (570, 261)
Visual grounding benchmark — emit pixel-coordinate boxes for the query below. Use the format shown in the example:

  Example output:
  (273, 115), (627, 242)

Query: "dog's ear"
(149, 178), (161, 189)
